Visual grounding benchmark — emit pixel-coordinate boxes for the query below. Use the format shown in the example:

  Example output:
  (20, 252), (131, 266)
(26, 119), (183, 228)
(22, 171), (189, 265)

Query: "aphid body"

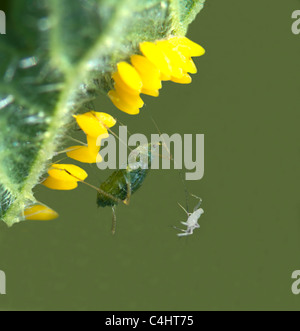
(97, 143), (159, 208)
(96, 142), (160, 234)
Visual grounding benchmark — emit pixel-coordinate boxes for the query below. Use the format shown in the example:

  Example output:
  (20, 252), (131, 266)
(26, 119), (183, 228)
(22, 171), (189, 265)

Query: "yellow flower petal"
(169, 37), (205, 57)
(48, 164), (88, 182)
(185, 58), (197, 74)
(108, 90), (140, 115)
(130, 55), (162, 90)
(156, 41), (185, 79)
(112, 72), (140, 95)
(92, 112), (116, 129)
(141, 88), (160, 97)
(87, 135), (106, 154)
(24, 204), (59, 221)
(115, 83), (144, 108)
(117, 62), (143, 93)
(160, 73), (170, 81)
(171, 73), (192, 84)
(42, 177), (79, 191)
(140, 42), (172, 78)
(74, 111), (115, 138)
(159, 40), (198, 74)
(66, 146), (101, 164)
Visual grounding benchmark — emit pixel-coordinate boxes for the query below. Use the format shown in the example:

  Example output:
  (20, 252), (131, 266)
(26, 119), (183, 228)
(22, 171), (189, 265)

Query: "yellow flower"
(35, 37), (205, 222)
(116, 62), (143, 93)
(74, 111), (116, 138)
(42, 164), (88, 190)
(108, 90), (141, 115)
(67, 111), (115, 163)
(108, 36), (205, 115)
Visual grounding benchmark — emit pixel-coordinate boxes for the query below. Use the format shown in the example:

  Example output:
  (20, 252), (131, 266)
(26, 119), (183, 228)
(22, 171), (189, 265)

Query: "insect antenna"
(80, 180), (124, 205)
(117, 119), (133, 135)
(179, 169), (190, 214)
(53, 136), (88, 156)
(147, 110), (191, 213)
(177, 202), (189, 215)
(106, 126), (134, 153)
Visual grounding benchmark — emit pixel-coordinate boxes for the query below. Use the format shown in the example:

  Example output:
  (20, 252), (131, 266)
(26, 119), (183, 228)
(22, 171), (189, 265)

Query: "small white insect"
(174, 194), (204, 237)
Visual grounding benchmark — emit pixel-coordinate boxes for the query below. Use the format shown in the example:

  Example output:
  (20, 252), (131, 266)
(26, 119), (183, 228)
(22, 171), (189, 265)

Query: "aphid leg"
(191, 194), (202, 212)
(123, 172), (132, 206)
(111, 205), (117, 235)
(173, 225), (187, 234)
(177, 232), (191, 237)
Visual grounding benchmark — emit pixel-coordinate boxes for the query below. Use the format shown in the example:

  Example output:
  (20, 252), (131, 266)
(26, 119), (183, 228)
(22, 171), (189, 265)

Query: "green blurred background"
(0, 0), (300, 311)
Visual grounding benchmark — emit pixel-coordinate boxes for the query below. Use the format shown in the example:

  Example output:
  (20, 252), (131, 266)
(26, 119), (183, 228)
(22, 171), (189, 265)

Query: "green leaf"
(0, 0), (206, 226)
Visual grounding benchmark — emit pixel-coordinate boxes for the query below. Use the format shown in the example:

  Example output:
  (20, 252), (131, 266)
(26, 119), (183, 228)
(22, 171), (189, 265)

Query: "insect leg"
(177, 232), (191, 237)
(191, 194), (203, 212)
(123, 171), (132, 206)
(173, 225), (187, 233)
(111, 205), (117, 235)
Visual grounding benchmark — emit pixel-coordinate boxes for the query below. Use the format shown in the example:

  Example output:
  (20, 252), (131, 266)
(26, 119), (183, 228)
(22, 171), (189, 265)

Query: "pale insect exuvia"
(174, 194), (204, 237)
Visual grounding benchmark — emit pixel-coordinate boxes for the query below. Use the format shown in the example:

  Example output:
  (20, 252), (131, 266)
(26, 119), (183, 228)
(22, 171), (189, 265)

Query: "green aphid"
(97, 142), (160, 234)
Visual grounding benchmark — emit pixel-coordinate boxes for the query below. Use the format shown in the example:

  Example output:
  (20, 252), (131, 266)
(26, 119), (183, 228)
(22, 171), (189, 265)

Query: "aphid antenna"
(53, 135), (91, 156)
(106, 125), (134, 153)
(54, 146), (86, 156)
(34, 200), (50, 208)
(177, 202), (189, 216)
(66, 136), (88, 146)
(44, 165), (123, 207)
(179, 170), (190, 213)
(117, 118), (133, 135)
(49, 156), (70, 166)
(86, 110), (133, 153)
(147, 109), (190, 212)
(79, 180), (124, 206)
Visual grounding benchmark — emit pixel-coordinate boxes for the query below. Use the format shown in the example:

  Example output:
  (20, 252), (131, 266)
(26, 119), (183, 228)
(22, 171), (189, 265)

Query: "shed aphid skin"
(174, 194), (204, 237)
(97, 142), (160, 234)
(23, 203), (59, 221)
(108, 36), (205, 115)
